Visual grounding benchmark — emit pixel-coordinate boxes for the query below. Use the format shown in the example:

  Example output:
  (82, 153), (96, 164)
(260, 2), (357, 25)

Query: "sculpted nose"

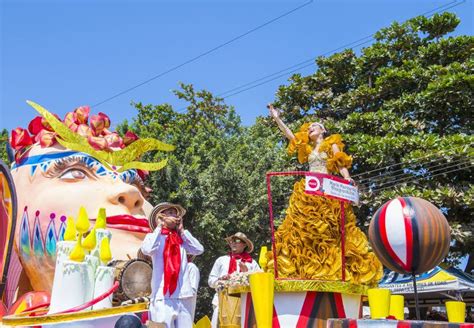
(109, 184), (144, 212)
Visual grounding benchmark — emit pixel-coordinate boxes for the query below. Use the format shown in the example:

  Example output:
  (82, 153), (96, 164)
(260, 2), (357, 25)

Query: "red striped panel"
(296, 291), (317, 327)
(334, 293), (346, 318)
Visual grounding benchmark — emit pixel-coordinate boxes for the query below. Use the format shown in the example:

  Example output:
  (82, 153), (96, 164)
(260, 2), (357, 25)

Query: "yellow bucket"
(389, 295), (404, 320)
(368, 288), (391, 319)
(446, 301), (465, 323)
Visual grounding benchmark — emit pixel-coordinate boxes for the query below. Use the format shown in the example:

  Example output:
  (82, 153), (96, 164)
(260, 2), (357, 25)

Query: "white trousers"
(149, 298), (193, 328)
(211, 304), (219, 328)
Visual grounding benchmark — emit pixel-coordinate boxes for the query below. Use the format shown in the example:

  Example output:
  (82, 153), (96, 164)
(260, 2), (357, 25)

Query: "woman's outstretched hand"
(268, 103), (280, 119)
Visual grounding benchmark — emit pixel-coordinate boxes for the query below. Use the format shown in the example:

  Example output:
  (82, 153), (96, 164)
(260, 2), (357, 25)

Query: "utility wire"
(353, 143), (473, 179)
(365, 162), (473, 194)
(174, 0), (464, 112)
(213, 0), (465, 100)
(92, 0), (313, 108)
(357, 157), (470, 190)
(360, 159), (473, 193)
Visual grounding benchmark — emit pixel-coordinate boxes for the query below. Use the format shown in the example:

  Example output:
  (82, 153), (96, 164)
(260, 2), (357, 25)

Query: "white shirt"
(208, 255), (260, 306)
(141, 228), (204, 300)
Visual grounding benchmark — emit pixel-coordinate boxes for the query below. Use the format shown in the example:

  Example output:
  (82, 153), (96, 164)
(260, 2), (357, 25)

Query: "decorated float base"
(1, 303), (147, 328)
(327, 319), (474, 328)
(228, 280), (368, 327)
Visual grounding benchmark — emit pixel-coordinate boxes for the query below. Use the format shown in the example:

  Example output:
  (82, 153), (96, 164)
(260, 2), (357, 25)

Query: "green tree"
(122, 83), (292, 318)
(0, 129), (11, 165)
(272, 12), (473, 266)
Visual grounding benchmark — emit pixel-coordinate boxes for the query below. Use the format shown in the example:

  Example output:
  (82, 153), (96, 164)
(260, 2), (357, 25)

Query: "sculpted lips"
(91, 215), (151, 233)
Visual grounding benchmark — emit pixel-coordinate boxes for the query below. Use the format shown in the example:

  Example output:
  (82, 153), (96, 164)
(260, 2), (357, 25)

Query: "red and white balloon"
(369, 197), (450, 275)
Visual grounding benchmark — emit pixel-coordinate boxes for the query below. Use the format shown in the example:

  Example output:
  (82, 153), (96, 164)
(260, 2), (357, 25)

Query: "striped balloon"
(369, 197), (450, 275)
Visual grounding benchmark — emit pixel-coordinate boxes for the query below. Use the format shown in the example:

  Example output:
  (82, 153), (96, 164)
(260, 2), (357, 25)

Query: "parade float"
(0, 101), (174, 327)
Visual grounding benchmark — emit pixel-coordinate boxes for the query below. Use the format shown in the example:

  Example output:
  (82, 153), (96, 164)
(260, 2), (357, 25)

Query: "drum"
(108, 259), (152, 304)
(218, 290), (241, 328)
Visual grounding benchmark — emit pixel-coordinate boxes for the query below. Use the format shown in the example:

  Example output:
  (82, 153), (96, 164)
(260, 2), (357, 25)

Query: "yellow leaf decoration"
(64, 216), (77, 242)
(26, 100), (175, 172)
(96, 208), (107, 229)
(76, 207), (91, 234)
(82, 228), (97, 251)
(99, 237), (112, 265)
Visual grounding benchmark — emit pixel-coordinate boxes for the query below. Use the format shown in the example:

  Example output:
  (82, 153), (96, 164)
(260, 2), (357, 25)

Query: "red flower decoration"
(10, 128), (33, 151)
(28, 116), (44, 136)
(123, 131), (139, 146)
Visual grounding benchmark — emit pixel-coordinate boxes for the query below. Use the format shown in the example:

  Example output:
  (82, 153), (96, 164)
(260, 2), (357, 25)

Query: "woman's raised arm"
(268, 104), (295, 141)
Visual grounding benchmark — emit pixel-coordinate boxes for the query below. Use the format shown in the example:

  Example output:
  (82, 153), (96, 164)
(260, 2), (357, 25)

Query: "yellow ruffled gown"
(269, 124), (382, 285)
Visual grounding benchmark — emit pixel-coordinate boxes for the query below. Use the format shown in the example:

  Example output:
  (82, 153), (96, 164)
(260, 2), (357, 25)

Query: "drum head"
(121, 259), (152, 299)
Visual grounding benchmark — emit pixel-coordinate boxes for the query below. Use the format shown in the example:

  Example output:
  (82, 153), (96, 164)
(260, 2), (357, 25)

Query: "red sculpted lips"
(91, 215), (151, 233)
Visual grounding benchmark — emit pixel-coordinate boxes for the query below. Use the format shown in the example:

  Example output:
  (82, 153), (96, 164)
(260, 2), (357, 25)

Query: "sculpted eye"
(60, 169), (88, 180)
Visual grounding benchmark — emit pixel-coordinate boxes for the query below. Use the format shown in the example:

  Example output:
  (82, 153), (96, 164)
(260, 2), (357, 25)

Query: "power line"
(355, 145), (474, 186)
(174, 0), (464, 113)
(353, 142), (473, 179)
(212, 0), (465, 100)
(365, 162), (473, 194)
(360, 158), (473, 192)
(92, 0), (313, 108)
(358, 157), (470, 190)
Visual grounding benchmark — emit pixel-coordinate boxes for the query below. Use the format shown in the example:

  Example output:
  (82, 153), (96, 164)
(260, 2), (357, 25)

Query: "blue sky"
(1, 0), (472, 132)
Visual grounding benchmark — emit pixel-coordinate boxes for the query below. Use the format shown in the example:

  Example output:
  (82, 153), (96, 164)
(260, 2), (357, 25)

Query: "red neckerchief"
(228, 252), (252, 274)
(161, 227), (183, 295)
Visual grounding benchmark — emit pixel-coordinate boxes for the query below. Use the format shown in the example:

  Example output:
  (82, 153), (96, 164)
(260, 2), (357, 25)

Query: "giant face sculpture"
(9, 101), (173, 293)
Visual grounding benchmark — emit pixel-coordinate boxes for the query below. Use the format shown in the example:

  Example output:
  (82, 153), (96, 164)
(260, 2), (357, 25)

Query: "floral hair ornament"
(19, 100), (175, 172)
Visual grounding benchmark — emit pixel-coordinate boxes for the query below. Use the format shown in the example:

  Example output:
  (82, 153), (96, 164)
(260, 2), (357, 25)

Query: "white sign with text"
(322, 178), (359, 203)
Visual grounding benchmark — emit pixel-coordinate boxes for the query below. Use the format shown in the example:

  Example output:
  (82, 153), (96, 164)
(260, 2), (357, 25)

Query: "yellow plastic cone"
(69, 236), (85, 262)
(99, 237), (112, 265)
(64, 216), (77, 241)
(82, 228), (97, 252)
(76, 206), (91, 234)
(194, 315), (212, 328)
(249, 272), (274, 328)
(96, 208), (107, 229)
(258, 246), (268, 269)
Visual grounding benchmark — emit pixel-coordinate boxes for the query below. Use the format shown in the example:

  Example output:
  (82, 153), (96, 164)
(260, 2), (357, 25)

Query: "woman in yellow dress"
(268, 104), (382, 286)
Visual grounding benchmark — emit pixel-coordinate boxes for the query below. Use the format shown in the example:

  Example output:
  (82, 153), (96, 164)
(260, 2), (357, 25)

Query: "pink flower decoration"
(87, 136), (109, 150)
(104, 133), (123, 148)
(74, 106), (90, 124)
(76, 124), (92, 138)
(98, 112), (110, 129)
(123, 131), (139, 146)
(90, 114), (106, 135)
(36, 130), (57, 148)
(64, 112), (79, 131)
(10, 128), (33, 151)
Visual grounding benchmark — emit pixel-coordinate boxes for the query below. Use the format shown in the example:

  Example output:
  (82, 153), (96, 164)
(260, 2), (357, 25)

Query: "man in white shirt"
(208, 232), (260, 328)
(182, 255), (200, 321)
(141, 203), (204, 328)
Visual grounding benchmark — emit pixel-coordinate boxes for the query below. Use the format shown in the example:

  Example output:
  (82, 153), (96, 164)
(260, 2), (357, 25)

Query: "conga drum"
(218, 290), (241, 328)
(108, 259), (152, 305)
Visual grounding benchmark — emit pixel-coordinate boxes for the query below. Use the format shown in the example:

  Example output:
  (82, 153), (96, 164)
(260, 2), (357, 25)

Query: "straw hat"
(225, 232), (254, 253)
(149, 202), (187, 230)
